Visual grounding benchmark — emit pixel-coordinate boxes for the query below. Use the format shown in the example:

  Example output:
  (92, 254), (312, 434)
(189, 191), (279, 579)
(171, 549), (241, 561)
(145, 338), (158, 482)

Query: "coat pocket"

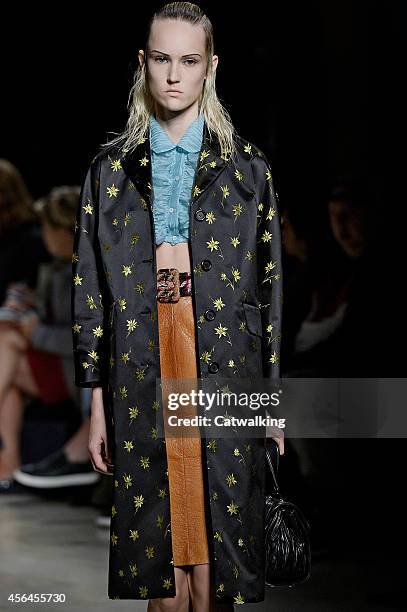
(242, 302), (263, 337)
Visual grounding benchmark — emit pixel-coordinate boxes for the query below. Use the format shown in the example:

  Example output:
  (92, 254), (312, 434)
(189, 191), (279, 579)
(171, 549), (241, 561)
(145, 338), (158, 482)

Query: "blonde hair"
(101, 2), (238, 160)
(0, 159), (35, 236)
(33, 186), (80, 234)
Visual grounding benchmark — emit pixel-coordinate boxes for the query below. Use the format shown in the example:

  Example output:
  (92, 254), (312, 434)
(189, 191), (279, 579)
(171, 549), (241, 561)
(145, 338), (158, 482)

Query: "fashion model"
(71, 2), (283, 610)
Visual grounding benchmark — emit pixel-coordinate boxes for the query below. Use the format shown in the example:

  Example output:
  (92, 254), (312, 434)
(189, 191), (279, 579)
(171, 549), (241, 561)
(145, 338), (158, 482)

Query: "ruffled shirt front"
(149, 112), (204, 245)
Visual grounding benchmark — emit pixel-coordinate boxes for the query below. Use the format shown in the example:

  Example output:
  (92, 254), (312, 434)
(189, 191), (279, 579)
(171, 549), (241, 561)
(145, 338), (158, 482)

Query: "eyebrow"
(150, 50), (202, 57)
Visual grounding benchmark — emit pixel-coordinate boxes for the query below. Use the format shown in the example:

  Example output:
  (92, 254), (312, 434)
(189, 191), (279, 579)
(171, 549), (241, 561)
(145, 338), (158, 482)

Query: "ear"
(138, 49), (145, 69)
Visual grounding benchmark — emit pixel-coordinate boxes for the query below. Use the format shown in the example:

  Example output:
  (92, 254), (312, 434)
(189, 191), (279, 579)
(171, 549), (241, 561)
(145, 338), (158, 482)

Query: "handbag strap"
(265, 440), (281, 497)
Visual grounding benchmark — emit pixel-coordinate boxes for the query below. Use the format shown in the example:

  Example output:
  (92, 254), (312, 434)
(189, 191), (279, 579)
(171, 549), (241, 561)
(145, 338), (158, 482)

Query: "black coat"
(71, 121), (283, 604)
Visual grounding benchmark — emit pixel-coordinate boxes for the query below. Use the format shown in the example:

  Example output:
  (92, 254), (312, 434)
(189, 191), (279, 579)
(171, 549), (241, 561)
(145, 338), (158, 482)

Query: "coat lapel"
(121, 119), (230, 210)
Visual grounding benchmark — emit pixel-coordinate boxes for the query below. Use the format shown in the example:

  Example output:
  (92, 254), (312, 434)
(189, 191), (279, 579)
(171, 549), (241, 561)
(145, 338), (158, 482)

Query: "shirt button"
(169, 207), (174, 212)
(172, 235), (177, 241)
(175, 176), (180, 181)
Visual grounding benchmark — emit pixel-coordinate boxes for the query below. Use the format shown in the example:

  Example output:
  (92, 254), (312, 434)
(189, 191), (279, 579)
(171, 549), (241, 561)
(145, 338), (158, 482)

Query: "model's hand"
(268, 425), (284, 455)
(88, 387), (114, 475)
(18, 311), (40, 340)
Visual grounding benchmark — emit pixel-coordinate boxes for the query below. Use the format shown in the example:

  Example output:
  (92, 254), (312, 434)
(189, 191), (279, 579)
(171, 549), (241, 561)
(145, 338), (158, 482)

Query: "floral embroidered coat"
(71, 121), (283, 604)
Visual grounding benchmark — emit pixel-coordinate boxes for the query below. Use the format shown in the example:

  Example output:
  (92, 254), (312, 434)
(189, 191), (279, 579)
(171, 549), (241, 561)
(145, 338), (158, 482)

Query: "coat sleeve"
(71, 153), (109, 388)
(251, 150), (283, 383)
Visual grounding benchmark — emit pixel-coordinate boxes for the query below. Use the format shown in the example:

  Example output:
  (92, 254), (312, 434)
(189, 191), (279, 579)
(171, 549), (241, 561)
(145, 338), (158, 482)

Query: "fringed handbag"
(265, 439), (312, 587)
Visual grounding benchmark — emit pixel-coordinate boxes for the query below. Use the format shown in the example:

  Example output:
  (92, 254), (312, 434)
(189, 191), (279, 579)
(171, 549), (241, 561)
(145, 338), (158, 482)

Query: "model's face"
(41, 220), (73, 259)
(139, 18), (217, 115)
(329, 200), (367, 259)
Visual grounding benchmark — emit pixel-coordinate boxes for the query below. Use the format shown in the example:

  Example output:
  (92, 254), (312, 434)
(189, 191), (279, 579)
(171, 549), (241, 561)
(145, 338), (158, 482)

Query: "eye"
(184, 59), (198, 65)
(154, 56), (167, 63)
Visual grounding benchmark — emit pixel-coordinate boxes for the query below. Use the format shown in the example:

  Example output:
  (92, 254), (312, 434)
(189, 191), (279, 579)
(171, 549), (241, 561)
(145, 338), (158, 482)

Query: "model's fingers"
(89, 441), (109, 474)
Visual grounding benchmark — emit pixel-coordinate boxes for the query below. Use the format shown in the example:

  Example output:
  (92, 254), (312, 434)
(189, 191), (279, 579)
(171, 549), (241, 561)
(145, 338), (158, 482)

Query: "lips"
(166, 90), (182, 93)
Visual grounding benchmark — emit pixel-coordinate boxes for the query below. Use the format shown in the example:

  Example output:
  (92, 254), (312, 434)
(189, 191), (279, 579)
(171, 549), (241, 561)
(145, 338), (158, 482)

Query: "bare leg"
(0, 387), (25, 478)
(0, 328), (39, 478)
(0, 327), (29, 405)
(147, 566), (190, 611)
(187, 564), (234, 612)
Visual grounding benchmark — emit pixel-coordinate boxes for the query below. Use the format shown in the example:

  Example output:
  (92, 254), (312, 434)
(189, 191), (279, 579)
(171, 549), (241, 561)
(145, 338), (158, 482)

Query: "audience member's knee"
(0, 327), (27, 351)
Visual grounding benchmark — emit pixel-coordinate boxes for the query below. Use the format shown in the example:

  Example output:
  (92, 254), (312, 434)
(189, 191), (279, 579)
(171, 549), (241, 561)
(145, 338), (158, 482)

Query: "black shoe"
(0, 477), (26, 494)
(13, 448), (100, 489)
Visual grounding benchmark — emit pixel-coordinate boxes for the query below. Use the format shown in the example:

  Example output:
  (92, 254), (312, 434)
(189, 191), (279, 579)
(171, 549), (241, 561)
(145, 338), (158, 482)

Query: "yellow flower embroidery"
(93, 325), (103, 337)
(145, 546), (154, 559)
(111, 159), (122, 171)
(129, 563), (138, 578)
(123, 474), (132, 489)
(214, 531), (223, 542)
(269, 351), (280, 364)
(119, 385), (128, 399)
(139, 586), (148, 598)
(107, 184), (119, 198)
(266, 206), (276, 220)
(226, 473), (237, 487)
(140, 456), (150, 469)
(86, 295), (97, 309)
(207, 237), (220, 252)
(126, 319), (139, 334)
(261, 230), (272, 243)
(129, 406), (139, 419)
(122, 265), (132, 276)
(134, 494), (145, 509)
(232, 203), (243, 217)
(213, 297), (225, 311)
(214, 323), (228, 338)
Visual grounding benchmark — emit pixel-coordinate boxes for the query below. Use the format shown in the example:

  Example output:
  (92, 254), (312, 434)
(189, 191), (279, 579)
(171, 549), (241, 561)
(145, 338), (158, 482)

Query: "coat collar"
(121, 119), (230, 209)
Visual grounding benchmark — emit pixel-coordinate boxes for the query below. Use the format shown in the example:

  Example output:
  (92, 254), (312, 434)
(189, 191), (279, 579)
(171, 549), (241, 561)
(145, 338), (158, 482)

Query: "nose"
(167, 61), (181, 84)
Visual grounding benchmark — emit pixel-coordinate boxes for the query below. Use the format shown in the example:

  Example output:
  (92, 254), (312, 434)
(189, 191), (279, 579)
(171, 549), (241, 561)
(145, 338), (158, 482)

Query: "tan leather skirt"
(157, 295), (210, 566)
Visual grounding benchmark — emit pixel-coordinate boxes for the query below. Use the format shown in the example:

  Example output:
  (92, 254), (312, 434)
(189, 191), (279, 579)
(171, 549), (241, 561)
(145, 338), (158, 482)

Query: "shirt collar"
(149, 112), (204, 154)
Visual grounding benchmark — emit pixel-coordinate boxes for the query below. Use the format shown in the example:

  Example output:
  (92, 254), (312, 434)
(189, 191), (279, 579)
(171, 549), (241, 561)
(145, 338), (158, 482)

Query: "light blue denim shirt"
(149, 112), (204, 245)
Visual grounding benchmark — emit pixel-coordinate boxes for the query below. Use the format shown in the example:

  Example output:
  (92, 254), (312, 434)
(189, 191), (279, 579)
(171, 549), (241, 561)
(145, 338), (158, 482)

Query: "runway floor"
(0, 490), (403, 611)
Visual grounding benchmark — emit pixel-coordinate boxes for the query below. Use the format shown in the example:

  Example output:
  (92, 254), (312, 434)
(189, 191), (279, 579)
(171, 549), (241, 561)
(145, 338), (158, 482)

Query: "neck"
(153, 103), (201, 145)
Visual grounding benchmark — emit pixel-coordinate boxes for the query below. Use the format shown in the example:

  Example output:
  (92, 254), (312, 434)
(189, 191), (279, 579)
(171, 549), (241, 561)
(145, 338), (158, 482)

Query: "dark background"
(2, 1), (398, 205)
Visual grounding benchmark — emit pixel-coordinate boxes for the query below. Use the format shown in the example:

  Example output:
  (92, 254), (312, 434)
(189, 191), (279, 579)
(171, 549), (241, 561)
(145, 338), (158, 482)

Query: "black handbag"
(265, 439), (312, 587)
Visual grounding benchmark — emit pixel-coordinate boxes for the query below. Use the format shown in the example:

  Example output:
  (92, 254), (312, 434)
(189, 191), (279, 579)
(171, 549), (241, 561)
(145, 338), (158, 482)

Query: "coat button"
(195, 209), (205, 221)
(201, 259), (212, 271)
(208, 362), (219, 374)
(204, 309), (216, 321)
